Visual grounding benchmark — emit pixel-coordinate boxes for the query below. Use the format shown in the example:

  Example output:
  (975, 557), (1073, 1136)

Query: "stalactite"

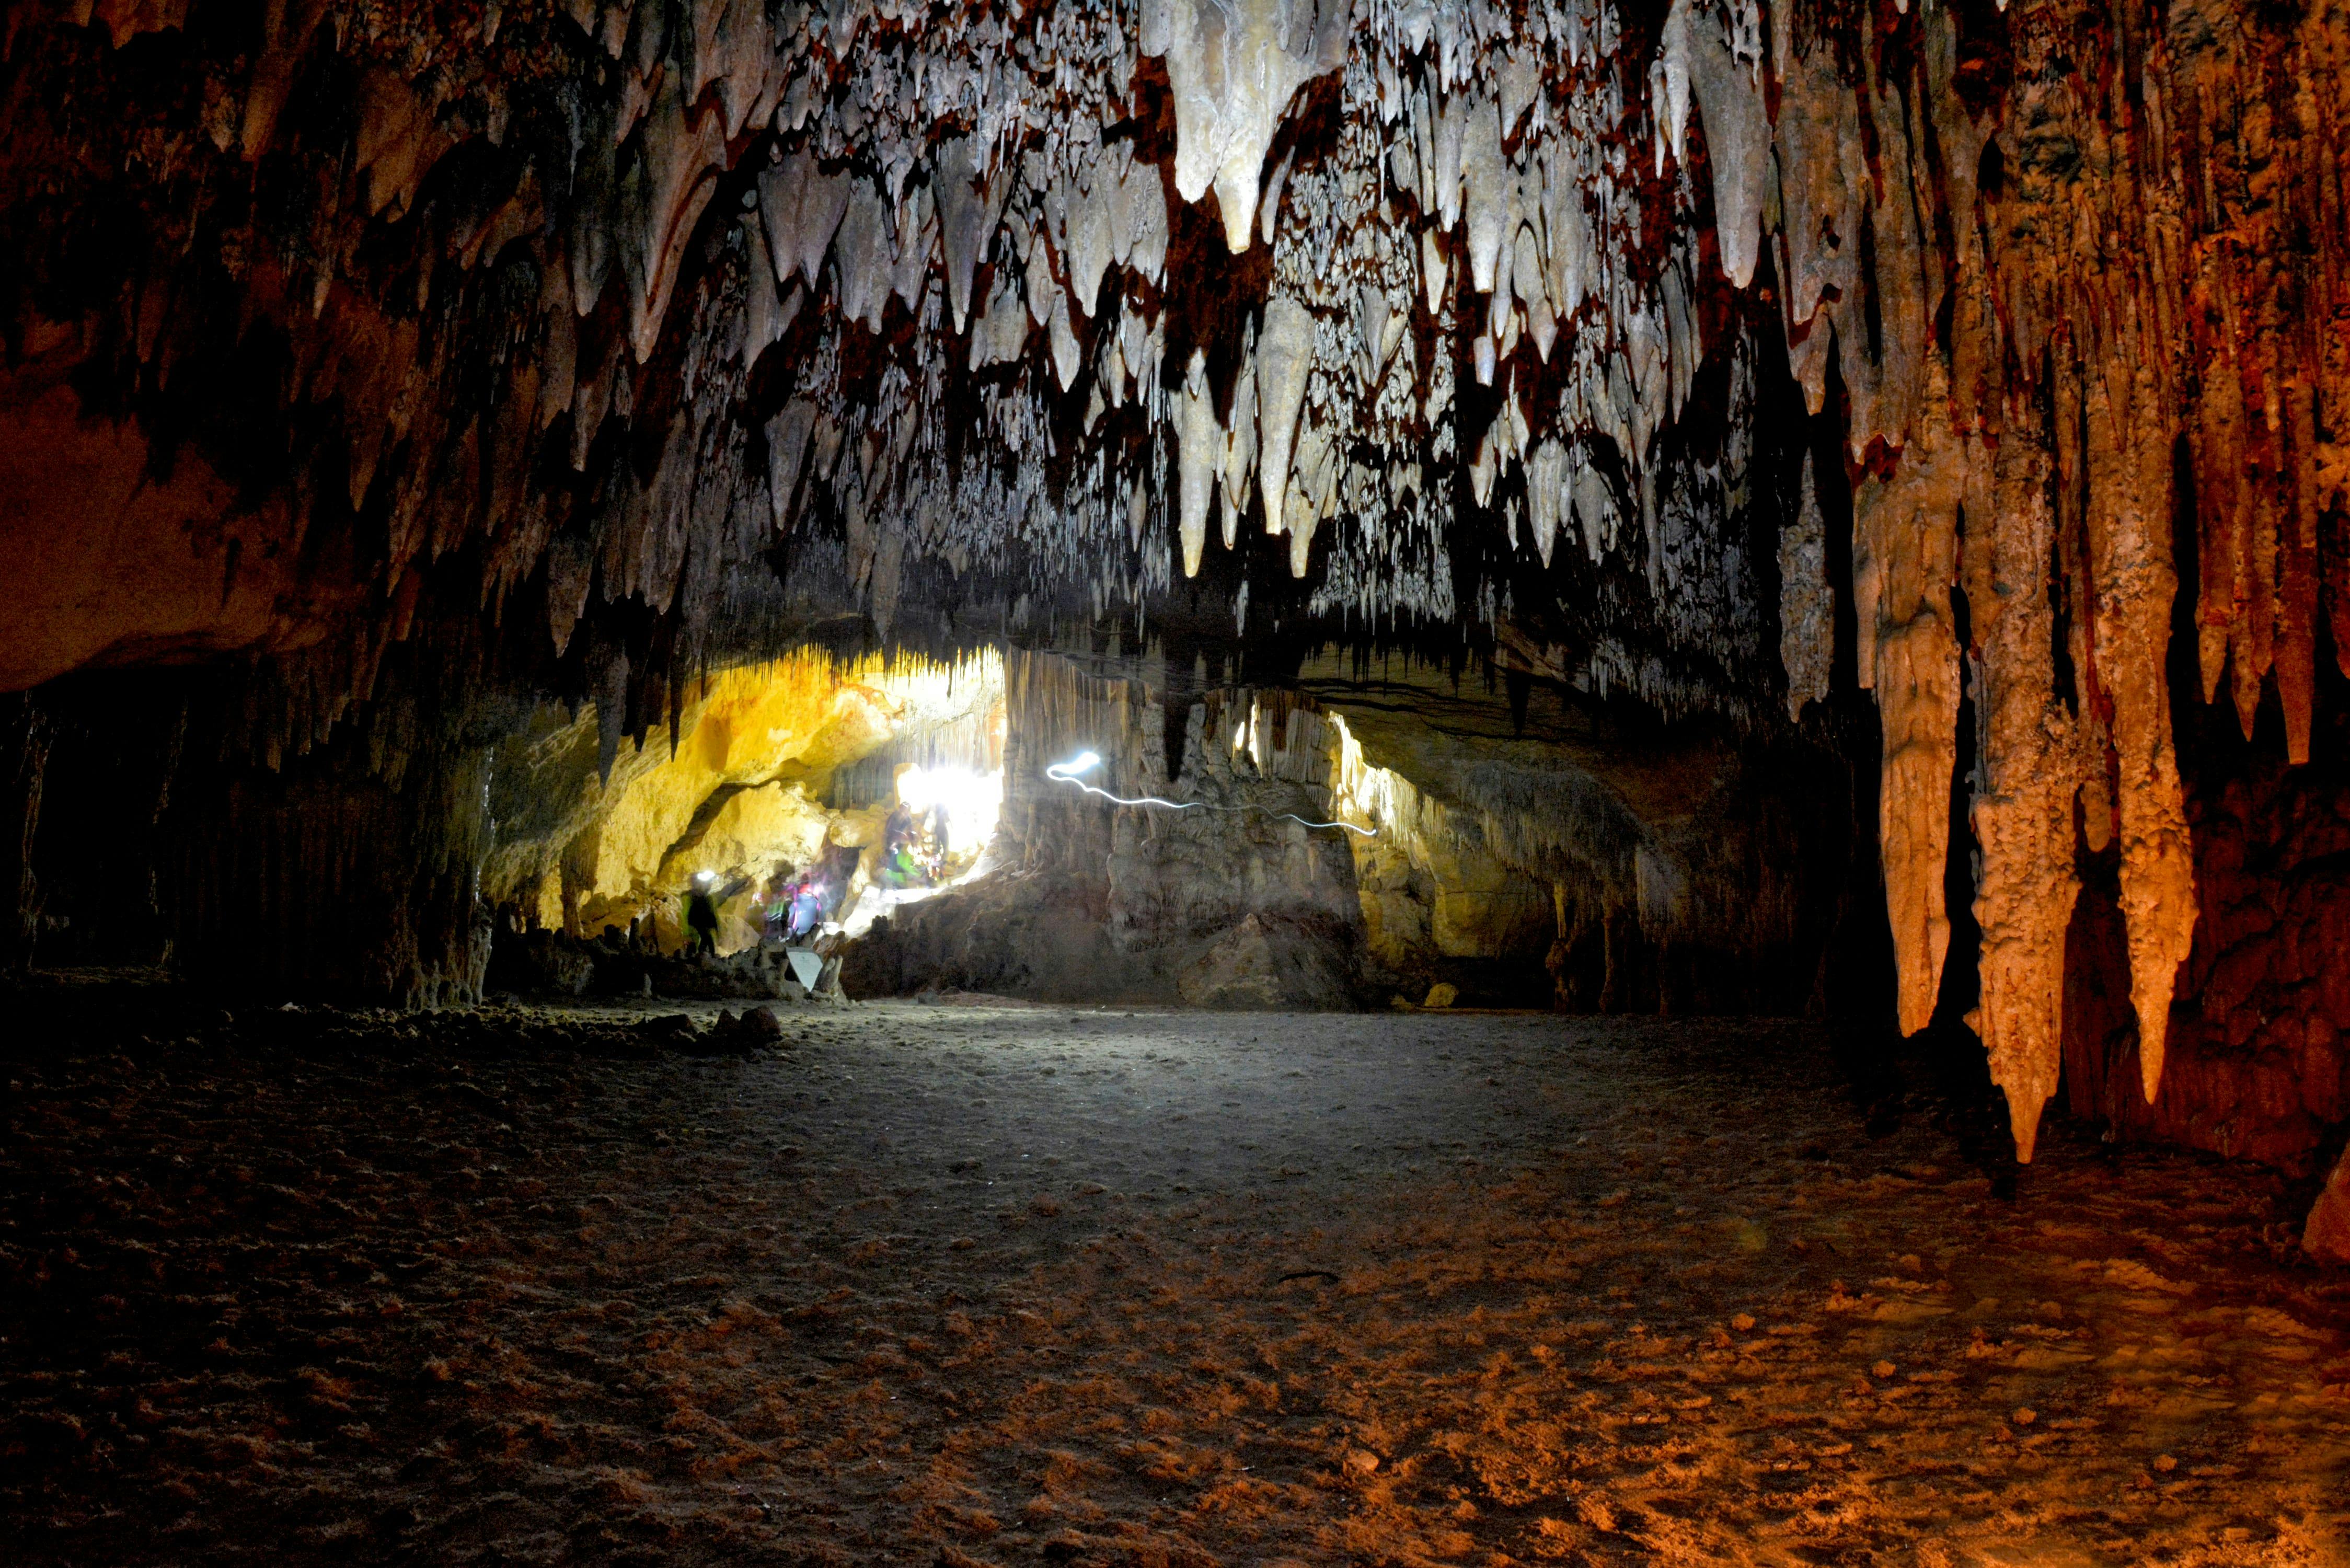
(0, 0), (2342, 1138)
(2080, 324), (2200, 1102)
(1778, 452), (1832, 721)
(1966, 431), (2084, 1162)
(1852, 410), (1965, 1038)
(2, 696), (54, 973)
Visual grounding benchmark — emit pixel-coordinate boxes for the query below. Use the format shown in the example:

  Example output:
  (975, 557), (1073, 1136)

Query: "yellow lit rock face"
(486, 649), (1004, 950)
(1314, 671), (1722, 981)
(649, 782), (834, 951)
(1345, 773), (1557, 966)
(1324, 721), (1556, 969)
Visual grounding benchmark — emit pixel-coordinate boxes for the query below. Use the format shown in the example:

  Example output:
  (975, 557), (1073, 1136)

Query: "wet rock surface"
(6, 990), (2347, 1564)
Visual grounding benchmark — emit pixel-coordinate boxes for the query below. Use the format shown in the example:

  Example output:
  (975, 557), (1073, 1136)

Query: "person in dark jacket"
(683, 871), (721, 958)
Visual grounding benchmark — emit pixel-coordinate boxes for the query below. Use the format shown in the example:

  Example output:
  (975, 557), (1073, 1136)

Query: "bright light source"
(895, 764), (1004, 856)
(1045, 751), (1102, 780)
(695, 869), (716, 883)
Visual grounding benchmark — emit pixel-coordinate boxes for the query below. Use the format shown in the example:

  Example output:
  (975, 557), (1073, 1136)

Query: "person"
(878, 801), (917, 887)
(683, 871), (720, 958)
(758, 868), (792, 948)
(789, 877), (823, 942)
(925, 802), (951, 879)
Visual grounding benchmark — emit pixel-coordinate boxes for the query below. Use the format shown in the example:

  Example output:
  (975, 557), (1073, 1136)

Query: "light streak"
(1044, 751), (1376, 836)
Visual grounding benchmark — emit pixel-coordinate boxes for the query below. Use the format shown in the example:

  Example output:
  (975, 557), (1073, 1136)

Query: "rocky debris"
(667, 1006), (790, 1054)
(0, 977), (795, 1067)
(486, 929), (597, 997)
(633, 1011), (706, 1049)
(488, 923), (844, 1005)
(722, 1004), (788, 1041)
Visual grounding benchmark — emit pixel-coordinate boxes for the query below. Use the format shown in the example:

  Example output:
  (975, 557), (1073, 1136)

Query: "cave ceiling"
(3, 0), (2348, 1155)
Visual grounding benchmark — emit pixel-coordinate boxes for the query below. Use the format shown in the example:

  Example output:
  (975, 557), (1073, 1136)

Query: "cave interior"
(4, 0), (2350, 1559)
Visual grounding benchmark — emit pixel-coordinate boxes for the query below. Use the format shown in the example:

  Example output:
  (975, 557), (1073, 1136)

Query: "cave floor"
(6, 995), (2349, 1567)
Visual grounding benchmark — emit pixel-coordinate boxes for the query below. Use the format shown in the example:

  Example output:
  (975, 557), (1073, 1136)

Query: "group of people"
(754, 866), (833, 947)
(676, 864), (833, 958)
(676, 810), (952, 959)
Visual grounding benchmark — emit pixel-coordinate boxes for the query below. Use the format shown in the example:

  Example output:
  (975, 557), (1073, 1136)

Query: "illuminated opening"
(486, 649), (1008, 956)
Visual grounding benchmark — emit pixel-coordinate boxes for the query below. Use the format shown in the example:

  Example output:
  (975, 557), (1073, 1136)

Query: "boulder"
(699, 1004), (787, 1053)
(2305, 1148), (2350, 1265)
(1176, 912), (1359, 1010)
(485, 929), (596, 997)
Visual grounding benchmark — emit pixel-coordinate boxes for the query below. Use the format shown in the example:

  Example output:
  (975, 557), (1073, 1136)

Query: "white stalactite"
(1151, 0), (1345, 252)
(1255, 296), (1315, 541)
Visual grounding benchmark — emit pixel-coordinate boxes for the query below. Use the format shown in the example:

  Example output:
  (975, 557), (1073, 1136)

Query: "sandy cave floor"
(5, 992), (2349, 1567)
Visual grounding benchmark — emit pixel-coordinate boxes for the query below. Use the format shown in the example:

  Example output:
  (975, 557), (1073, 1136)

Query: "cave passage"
(5, 995), (2343, 1564)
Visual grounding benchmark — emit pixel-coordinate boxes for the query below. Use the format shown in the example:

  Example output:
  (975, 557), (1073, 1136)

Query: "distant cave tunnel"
(5, 0), (2350, 1560)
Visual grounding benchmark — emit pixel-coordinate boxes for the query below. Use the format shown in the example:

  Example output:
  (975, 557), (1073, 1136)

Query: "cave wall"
(844, 650), (1378, 1006)
(2065, 663), (2350, 1174)
(3, 664), (496, 1005)
(478, 647), (1004, 947)
(846, 648), (1856, 1010)
(1304, 660), (1859, 1010)
(0, 0), (2343, 1171)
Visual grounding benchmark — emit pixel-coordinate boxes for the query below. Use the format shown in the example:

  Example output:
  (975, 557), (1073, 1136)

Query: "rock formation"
(1, 0), (2346, 1190)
